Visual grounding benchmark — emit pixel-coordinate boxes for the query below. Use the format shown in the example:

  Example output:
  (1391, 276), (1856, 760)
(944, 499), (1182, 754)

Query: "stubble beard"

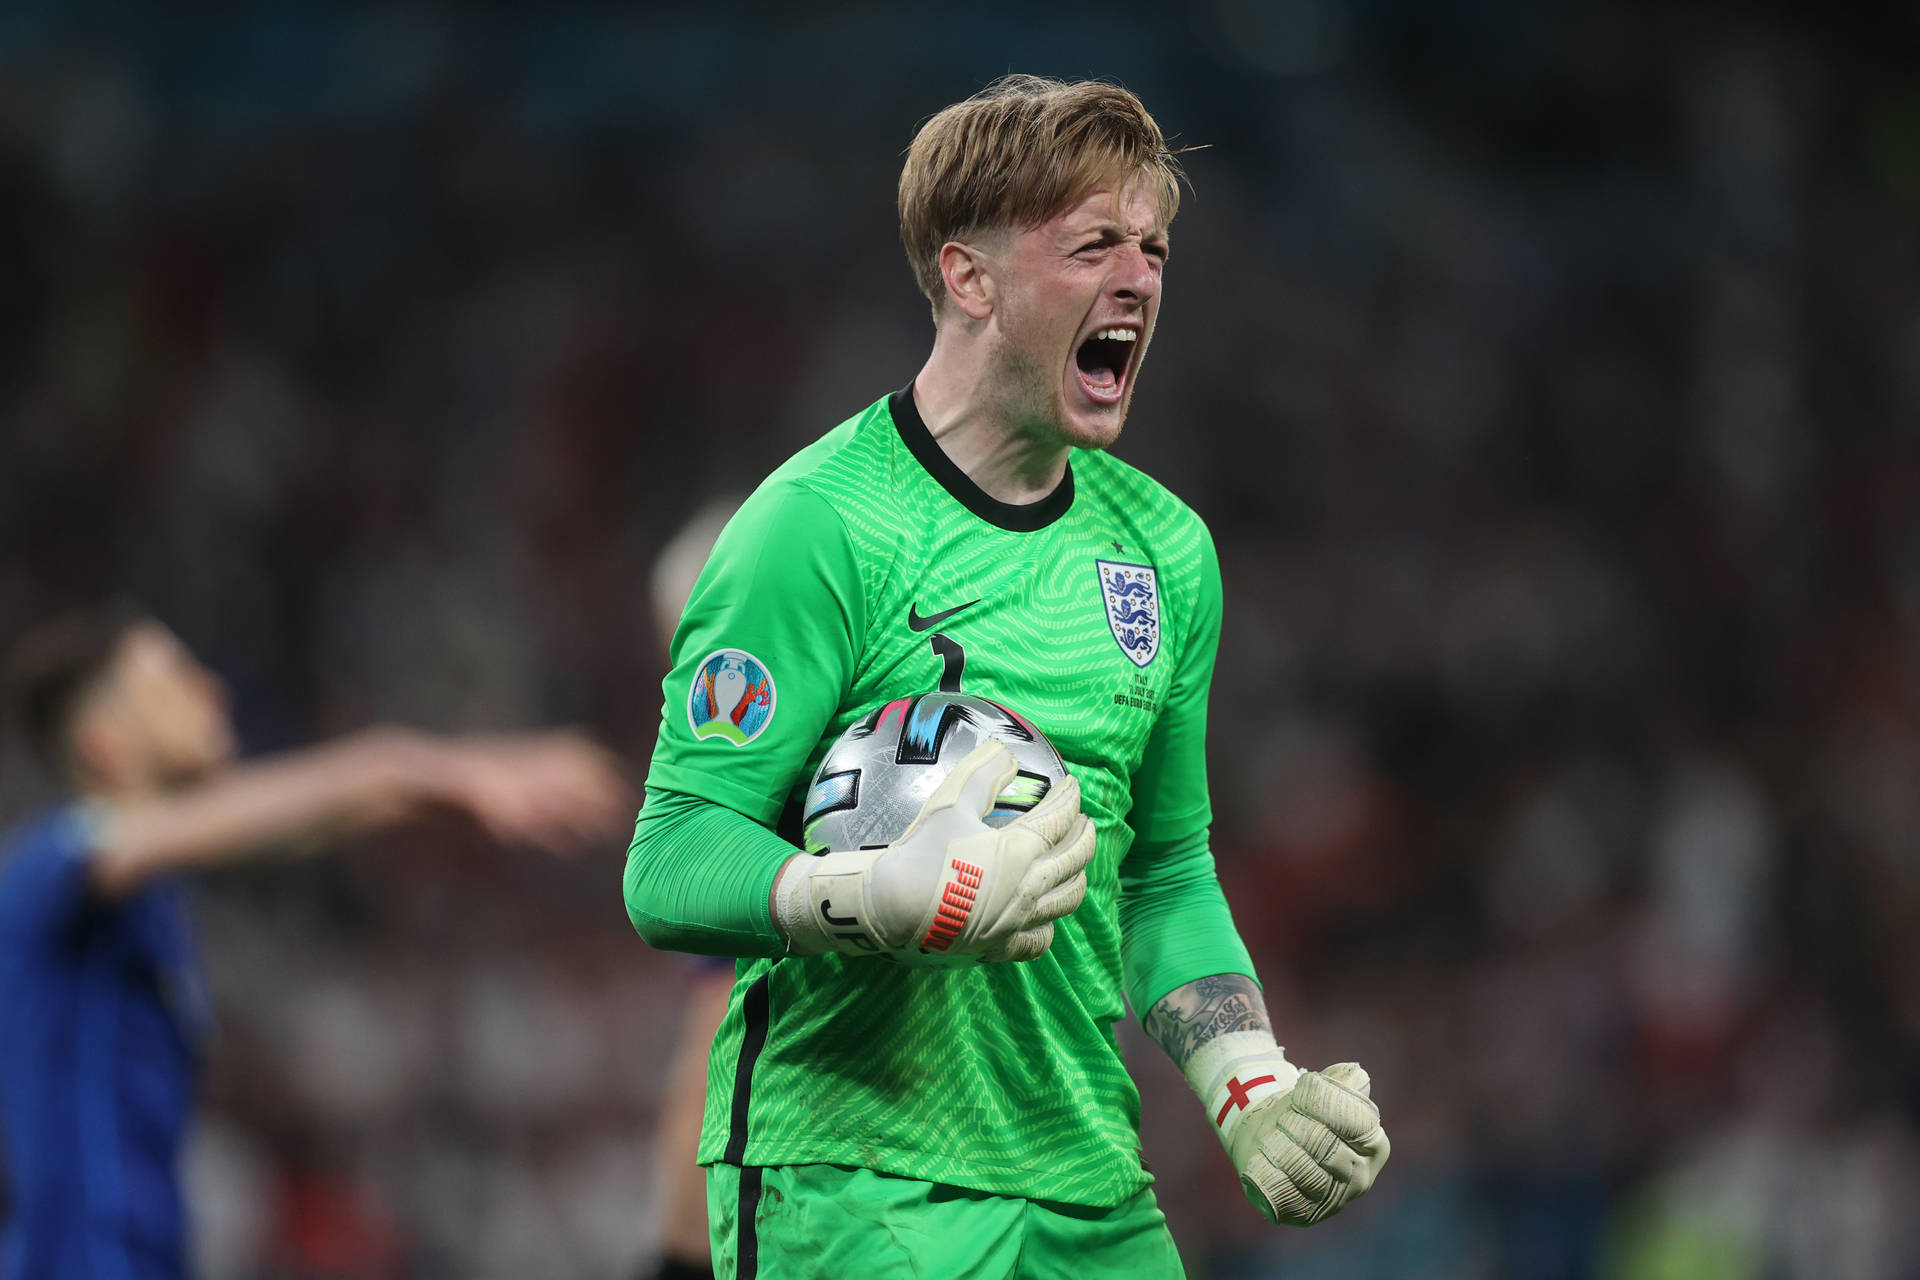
(987, 314), (1125, 454)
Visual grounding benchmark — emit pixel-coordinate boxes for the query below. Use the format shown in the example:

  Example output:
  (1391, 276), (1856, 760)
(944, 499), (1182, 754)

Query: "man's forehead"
(1045, 182), (1169, 239)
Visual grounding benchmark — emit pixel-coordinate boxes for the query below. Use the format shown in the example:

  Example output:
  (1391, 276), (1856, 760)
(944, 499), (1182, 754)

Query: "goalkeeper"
(625, 75), (1388, 1279)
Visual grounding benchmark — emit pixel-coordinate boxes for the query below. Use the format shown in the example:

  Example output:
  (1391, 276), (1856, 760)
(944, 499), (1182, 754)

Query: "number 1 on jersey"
(929, 633), (965, 693)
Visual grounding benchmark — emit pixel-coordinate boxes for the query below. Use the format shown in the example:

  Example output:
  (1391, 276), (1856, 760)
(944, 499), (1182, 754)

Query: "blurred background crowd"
(2, 1), (1918, 1277)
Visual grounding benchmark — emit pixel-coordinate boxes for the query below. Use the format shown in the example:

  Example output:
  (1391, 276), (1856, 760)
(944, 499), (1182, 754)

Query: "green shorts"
(705, 1162), (1186, 1280)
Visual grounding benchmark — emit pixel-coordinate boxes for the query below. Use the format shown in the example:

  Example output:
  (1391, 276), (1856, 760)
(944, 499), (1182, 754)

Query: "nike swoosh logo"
(907, 599), (980, 631)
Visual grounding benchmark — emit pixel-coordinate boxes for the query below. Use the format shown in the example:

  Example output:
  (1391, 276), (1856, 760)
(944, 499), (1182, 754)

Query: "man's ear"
(938, 241), (996, 322)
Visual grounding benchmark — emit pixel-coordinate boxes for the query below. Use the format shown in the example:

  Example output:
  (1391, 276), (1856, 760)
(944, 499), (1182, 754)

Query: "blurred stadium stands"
(1, 2), (1918, 1276)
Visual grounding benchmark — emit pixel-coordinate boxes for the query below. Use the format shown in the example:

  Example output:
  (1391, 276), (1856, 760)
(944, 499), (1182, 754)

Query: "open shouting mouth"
(1072, 322), (1140, 406)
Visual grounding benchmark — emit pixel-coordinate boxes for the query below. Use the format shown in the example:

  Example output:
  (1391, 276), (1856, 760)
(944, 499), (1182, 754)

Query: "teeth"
(1094, 328), (1137, 342)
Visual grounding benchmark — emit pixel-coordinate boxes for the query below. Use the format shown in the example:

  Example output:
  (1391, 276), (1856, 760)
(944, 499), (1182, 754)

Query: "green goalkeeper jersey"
(643, 387), (1248, 1207)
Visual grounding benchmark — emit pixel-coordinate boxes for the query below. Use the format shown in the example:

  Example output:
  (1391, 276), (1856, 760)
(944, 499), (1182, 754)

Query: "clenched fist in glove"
(774, 740), (1095, 966)
(1185, 1031), (1390, 1225)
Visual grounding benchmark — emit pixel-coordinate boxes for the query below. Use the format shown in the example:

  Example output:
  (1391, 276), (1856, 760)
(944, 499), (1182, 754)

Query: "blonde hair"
(898, 75), (1185, 311)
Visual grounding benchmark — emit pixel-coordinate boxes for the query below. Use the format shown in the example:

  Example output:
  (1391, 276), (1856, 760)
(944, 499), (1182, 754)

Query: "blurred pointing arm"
(88, 728), (632, 899)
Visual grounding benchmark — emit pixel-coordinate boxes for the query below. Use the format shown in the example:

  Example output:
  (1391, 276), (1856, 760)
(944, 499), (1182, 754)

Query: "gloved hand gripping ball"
(775, 736), (1095, 967)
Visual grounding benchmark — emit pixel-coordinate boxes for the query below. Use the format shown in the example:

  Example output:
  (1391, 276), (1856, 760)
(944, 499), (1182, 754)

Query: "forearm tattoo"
(1143, 973), (1272, 1067)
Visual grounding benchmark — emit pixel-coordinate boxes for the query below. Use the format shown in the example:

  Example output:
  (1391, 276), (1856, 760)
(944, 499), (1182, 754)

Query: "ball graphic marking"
(801, 692), (1068, 855)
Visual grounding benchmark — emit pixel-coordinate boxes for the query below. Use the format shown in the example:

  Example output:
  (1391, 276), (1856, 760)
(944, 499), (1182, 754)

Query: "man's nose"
(1109, 245), (1159, 305)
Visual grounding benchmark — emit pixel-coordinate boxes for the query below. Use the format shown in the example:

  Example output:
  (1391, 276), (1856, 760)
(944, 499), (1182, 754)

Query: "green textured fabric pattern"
(637, 390), (1254, 1207)
(624, 787), (792, 956)
(1119, 828), (1255, 1016)
(705, 1162), (1187, 1280)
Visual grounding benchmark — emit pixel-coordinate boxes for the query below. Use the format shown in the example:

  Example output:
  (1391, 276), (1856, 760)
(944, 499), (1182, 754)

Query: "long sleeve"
(1125, 520), (1220, 845)
(624, 476), (866, 955)
(624, 787), (793, 955)
(1118, 827), (1256, 1014)
(1117, 521), (1257, 1012)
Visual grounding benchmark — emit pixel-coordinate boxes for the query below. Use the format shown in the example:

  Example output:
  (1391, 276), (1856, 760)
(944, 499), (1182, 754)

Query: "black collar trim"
(888, 384), (1075, 533)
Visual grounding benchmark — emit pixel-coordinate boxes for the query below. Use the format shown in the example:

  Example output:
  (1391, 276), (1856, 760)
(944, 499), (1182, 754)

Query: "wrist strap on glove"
(1182, 1030), (1301, 1145)
(775, 846), (941, 956)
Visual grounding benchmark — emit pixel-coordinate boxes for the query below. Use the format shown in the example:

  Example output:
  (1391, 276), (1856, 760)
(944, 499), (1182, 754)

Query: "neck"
(913, 337), (1070, 507)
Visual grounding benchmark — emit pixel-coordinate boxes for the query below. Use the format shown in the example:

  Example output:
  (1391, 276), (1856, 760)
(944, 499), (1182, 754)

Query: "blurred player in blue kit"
(0, 607), (633, 1280)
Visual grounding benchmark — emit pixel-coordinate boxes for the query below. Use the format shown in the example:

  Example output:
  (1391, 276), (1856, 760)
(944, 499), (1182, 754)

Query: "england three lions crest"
(1097, 560), (1160, 667)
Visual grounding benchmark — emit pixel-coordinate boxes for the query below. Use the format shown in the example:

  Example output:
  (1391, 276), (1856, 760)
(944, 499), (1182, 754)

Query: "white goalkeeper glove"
(1185, 1032), (1390, 1226)
(773, 740), (1094, 965)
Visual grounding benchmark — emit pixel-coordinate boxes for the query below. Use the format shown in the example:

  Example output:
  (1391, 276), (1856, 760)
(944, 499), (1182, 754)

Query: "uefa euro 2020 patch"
(688, 648), (776, 745)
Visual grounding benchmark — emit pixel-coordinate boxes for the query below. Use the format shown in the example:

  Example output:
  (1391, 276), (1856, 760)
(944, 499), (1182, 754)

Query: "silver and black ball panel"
(801, 692), (1068, 854)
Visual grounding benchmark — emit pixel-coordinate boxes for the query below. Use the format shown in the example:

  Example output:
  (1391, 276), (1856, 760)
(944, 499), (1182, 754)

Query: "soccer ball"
(801, 692), (1068, 855)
